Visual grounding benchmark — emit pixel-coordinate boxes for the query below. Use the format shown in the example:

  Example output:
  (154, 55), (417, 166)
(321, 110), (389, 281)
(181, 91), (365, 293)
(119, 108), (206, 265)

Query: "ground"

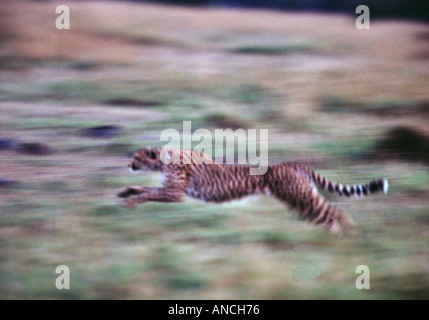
(0, 1), (428, 299)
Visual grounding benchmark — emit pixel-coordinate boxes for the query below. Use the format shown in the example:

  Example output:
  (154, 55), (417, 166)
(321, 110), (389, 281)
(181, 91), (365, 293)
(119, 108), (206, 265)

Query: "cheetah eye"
(145, 149), (157, 160)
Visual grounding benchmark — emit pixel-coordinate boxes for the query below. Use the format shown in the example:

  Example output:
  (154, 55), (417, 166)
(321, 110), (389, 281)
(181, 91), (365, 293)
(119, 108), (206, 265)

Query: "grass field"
(0, 1), (429, 299)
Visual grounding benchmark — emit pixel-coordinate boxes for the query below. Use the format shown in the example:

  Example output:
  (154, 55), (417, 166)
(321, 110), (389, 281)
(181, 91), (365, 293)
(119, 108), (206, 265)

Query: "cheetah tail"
(310, 171), (388, 197)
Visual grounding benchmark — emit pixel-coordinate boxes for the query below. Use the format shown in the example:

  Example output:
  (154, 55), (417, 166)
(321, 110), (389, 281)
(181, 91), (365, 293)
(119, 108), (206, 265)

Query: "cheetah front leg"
(119, 186), (184, 208)
(117, 186), (146, 198)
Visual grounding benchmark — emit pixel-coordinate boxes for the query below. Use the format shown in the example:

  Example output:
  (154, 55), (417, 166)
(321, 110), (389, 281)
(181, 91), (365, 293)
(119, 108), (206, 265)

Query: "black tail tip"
(369, 179), (388, 194)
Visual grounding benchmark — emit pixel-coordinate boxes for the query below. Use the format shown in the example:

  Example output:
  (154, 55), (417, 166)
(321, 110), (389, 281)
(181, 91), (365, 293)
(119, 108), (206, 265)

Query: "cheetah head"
(129, 147), (163, 172)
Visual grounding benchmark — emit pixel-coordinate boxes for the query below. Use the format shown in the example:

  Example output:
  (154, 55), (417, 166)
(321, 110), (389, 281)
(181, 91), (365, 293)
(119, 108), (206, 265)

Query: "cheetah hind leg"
(278, 189), (356, 235)
(304, 196), (356, 235)
(324, 207), (356, 235)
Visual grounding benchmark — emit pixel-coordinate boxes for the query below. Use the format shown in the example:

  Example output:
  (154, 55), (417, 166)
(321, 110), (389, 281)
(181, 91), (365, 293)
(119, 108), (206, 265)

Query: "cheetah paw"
(117, 186), (142, 198)
(120, 196), (139, 209)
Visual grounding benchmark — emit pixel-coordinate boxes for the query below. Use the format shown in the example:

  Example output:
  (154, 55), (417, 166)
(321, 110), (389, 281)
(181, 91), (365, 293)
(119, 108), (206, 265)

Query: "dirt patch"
(0, 177), (18, 188)
(69, 61), (99, 71)
(230, 44), (315, 55)
(82, 125), (122, 139)
(414, 31), (429, 42)
(410, 51), (429, 61)
(1, 138), (54, 156)
(372, 126), (429, 164)
(17, 142), (54, 156)
(103, 98), (164, 107)
(0, 138), (19, 151)
(204, 114), (247, 130)
(320, 97), (429, 117)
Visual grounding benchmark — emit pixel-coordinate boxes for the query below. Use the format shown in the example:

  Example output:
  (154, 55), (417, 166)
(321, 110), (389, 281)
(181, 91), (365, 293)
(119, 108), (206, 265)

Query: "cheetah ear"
(144, 146), (154, 158)
(160, 148), (172, 164)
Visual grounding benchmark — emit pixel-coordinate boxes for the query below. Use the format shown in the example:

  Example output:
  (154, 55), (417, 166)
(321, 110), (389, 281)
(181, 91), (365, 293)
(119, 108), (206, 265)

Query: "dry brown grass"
(1, 1), (429, 300)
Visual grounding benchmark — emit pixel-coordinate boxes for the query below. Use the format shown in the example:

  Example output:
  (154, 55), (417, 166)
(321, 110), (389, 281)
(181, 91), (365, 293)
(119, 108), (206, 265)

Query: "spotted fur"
(118, 147), (388, 234)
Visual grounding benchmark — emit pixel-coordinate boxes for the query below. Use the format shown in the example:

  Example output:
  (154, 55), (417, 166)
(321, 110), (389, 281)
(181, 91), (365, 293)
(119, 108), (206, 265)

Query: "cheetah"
(117, 147), (388, 234)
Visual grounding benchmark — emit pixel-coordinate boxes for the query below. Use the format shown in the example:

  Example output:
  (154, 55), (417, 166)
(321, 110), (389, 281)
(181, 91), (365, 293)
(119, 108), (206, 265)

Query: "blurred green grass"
(0, 1), (429, 300)
(230, 43), (316, 55)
